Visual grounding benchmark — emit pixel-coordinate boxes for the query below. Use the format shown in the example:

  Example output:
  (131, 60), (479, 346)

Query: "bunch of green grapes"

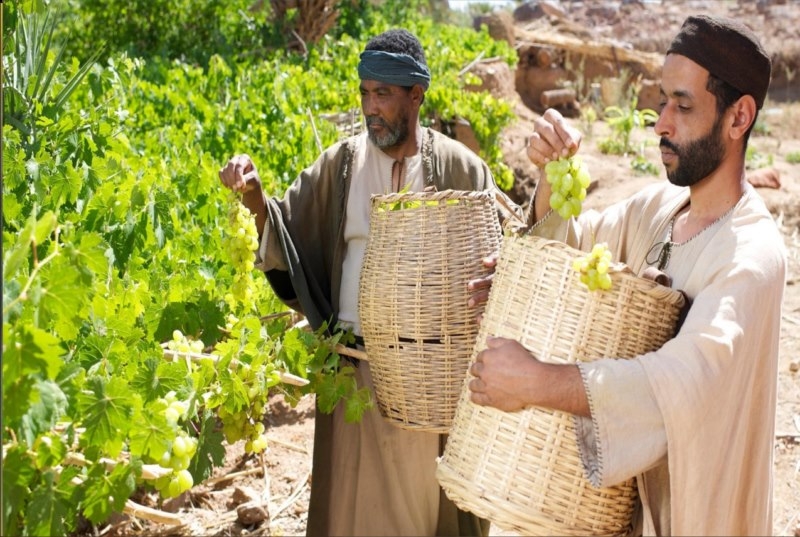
(168, 329), (204, 354)
(153, 432), (198, 498)
(572, 242), (614, 291)
(160, 389), (189, 425)
(223, 195), (260, 312)
(217, 362), (273, 454)
(545, 155), (592, 219)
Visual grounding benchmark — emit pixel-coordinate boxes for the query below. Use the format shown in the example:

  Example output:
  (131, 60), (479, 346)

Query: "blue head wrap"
(357, 50), (431, 90)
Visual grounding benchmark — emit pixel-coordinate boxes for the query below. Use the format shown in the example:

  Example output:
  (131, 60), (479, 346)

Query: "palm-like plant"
(3, 4), (103, 157)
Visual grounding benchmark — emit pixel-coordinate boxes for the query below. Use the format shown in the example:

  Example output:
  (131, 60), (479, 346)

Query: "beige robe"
(255, 128), (520, 536)
(531, 181), (786, 535)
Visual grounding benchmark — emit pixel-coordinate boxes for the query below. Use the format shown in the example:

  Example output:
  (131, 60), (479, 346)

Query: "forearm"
(470, 337), (590, 417)
(534, 362), (590, 417)
(530, 174), (553, 225)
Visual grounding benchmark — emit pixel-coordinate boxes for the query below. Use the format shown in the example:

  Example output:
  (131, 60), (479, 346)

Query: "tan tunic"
(329, 135), (438, 536)
(532, 181), (785, 535)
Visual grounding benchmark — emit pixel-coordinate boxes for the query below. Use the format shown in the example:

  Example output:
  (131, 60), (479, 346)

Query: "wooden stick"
(64, 451), (171, 480)
(458, 50), (486, 76)
(307, 107), (323, 153)
(123, 499), (183, 526)
(334, 343), (369, 362)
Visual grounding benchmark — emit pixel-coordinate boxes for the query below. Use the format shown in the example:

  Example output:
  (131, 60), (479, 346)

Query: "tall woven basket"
(358, 189), (502, 433)
(436, 235), (686, 536)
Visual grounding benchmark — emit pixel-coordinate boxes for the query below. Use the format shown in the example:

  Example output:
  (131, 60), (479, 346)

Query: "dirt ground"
(102, 2), (799, 536)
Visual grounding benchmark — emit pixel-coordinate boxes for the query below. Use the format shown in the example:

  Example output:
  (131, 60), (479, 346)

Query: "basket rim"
(522, 236), (686, 307)
(370, 188), (496, 205)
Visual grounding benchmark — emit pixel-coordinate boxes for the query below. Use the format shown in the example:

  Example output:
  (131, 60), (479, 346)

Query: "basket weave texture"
(436, 235), (686, 536)
(358, 189), (502, 432)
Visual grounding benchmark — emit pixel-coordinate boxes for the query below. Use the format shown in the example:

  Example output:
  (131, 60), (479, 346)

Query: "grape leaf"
(39, 258), (86, 340)
(63, 230), (109, 281)
(2, 210), (36, 281)
(33, 432), (68, 470)
(279, 327), (314, 376)
(76, 376), (136, 456)
(49, 160), (84, 207)
(315, 365), (356, 415)
(3, 322), (63, 382)
(217, 368), (248, 413)
(128, 402), (172, 461)
(20, 380), (69, 446)
(2, 445), (37, 536)
(27, 467), (80, 537)
(344, 387), (373, 423)
(191, 413), (226, 483)
(81, 460), (137, 524)
(130, 356), (188, 404)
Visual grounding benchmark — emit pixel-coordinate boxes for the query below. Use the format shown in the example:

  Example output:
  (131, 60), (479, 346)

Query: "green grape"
(170, 453), (191, 471)
(223, 195), (260, 313)
(167, 477), (182, 498)
(545, 156), (591, 219)
(250, 434), (268, 453)
(214, 357), (276, 454)
(572, 242), (614, 291)
(176, 469), (193, 491)
(172, 436), (188, 457)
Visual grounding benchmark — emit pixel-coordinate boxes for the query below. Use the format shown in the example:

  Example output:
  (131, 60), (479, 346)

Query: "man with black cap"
(467, 15), (786, 535)
(219, 28), (519, 536)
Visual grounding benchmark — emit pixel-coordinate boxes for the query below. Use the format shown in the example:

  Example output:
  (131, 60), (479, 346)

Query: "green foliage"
(48, 0), (260, 67)
(3, 0), (520, 532)
(745, 146), (774, 170)
(631, 153), (660, 176)
(599, 96), (658, 156)
(786, 151), (800, 164)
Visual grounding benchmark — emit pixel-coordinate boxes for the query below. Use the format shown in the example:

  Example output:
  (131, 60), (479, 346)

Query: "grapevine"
(545, 156), (592, 219)
(223, 194), (260, 314)
(572, 242), (614, 291)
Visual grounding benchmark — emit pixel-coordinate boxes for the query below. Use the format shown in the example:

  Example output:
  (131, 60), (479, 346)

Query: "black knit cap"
(667, 15), (771, 109)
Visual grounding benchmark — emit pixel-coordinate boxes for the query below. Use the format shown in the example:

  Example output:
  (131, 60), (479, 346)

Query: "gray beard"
(366, 117), (408, 149)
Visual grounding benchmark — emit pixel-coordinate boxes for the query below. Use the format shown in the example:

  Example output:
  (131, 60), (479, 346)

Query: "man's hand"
(469, 336), (591, 417)
(468, 336), (539, 412)
(219, 153), (262, 194)
(218, 154), (268, 239)
(467, 254), (499, 314)
(527, 108), (583, 168)
(527, 109), (584, 223)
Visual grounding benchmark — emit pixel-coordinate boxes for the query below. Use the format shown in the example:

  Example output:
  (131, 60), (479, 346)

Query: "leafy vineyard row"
(2, 1), (517, 534)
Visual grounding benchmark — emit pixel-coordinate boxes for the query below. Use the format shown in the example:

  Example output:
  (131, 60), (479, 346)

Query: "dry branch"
(124, 499), (183, 526)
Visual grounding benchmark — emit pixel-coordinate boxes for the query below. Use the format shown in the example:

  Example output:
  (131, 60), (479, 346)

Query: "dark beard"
(661, 114), (725, 187)
(366, 113), (409, 149)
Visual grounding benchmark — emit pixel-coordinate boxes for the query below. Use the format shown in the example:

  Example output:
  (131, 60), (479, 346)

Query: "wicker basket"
(436, 235), (686, 536)
(358, 189), (502, 432)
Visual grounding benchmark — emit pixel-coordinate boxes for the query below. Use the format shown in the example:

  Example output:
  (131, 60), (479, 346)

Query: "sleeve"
(575, 359), (667, 487)
(254, 216), (288, 272)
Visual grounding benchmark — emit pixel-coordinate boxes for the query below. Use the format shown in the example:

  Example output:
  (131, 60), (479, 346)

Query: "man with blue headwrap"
(220, 28), (520, 536)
